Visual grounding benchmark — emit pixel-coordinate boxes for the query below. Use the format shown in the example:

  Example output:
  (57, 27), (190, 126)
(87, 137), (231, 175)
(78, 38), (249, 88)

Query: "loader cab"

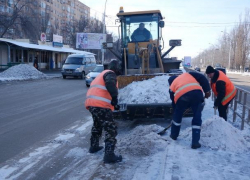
(117, 9), (164, 48)
(116, 8), (165, 75)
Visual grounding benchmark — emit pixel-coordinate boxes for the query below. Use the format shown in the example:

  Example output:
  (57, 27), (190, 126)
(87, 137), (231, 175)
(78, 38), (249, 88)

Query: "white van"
(61, 54), (96, 79)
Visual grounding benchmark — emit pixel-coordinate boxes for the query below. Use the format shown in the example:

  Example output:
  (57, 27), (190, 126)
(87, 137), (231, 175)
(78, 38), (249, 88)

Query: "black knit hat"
(206, 66), (215, 74)
(108, 59), (122, 75)
(168, 75), (178, 86)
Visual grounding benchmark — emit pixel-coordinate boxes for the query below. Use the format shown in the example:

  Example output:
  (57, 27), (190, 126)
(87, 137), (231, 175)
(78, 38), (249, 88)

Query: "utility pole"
(221, 31), (231, 70)
(102, 0), (107, 64)
(228, 38), (231, 70)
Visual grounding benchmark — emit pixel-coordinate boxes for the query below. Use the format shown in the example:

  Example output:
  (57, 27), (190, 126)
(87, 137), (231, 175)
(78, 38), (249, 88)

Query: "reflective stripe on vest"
(211, 71), (237, 105)
(174, 83), (201, 97)
(222, 87), (236, 104)
(86, 95), (111, 103)
(89, 84), (107, 90)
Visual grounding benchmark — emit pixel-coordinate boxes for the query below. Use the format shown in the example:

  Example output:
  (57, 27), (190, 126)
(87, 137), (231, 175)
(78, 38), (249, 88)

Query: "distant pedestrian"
(85, 60), (122, 163)
(205, 66), (237, 121)
(168, 72), (211, 149)
(33, 57), (39, 70)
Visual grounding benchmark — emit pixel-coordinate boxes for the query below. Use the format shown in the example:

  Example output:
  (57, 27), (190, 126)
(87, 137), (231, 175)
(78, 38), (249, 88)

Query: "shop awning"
(0, 38), (93, 55)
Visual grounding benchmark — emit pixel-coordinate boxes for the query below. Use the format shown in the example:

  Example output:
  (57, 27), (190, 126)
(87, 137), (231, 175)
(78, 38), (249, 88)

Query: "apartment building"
(0, 0), (90, 43)
(0, 0), (92, 69)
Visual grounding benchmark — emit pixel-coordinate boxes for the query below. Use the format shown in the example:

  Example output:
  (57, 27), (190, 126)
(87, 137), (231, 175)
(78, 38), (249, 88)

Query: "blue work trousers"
(171, 90), (204, 145)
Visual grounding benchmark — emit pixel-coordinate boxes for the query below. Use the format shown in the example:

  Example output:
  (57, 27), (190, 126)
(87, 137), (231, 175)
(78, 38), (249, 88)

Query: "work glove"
(111, 96), (118, 106)
(114, 105), (120, 111)
(205, 91), (211, 99)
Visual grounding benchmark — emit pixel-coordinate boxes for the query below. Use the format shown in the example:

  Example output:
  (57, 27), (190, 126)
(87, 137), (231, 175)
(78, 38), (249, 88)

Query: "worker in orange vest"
(85, 60), (122, 163)
(206, 66), (237, 121)
(168, 72), (211, 149)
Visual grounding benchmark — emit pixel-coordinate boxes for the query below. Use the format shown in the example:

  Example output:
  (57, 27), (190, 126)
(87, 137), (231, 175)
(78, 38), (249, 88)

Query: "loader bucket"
(113, 103), (193, 120)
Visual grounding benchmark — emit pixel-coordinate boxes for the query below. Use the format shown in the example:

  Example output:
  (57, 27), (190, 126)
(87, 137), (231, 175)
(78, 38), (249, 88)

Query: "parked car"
(195, 67), (201, 72)
(215, 67), (226, 75)
(85, 65), (104, 87)
(61, 54), (96, 79)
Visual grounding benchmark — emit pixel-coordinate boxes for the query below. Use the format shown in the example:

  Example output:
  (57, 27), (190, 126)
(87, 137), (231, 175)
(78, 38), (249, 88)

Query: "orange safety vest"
(85, 70), (118, 111)
(211, 70), (236, 105)
(170, 73), (203, 103)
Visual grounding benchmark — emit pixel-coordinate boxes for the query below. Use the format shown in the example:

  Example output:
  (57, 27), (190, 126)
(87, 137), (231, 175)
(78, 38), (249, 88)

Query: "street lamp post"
(221, 31), (231, 70)
(228, 38), (231, 70)
(102, 0), (107, 64)
(209, 43), (219, 67)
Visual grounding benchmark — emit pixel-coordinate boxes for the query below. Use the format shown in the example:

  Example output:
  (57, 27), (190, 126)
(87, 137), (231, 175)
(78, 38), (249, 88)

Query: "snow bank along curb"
(0, 64), (50, 82)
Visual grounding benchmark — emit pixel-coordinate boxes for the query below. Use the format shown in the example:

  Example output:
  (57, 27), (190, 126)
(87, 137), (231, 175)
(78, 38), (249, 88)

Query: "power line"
(167, 21), (250, 24)
(165, 25), (237, 27)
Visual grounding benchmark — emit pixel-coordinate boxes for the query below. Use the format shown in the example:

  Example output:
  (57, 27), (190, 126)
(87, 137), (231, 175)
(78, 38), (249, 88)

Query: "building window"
(41, 2), (46, 8)
(0, 5), (4, 12)
(41, 10), (45, 16)
(8, 0), (13, 5)
(7, 7), (13, 13)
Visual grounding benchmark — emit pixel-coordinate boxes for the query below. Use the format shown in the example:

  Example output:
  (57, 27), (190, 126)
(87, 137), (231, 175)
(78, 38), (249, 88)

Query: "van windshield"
(65, 57), (83, 65)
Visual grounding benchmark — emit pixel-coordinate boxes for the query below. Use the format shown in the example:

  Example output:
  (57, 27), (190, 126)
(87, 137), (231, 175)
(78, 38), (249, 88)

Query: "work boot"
(170, 134), (177, 140)
(103, 153), (122, 163)
(89, 146), (103, 153)
(191, 142), (201, 149)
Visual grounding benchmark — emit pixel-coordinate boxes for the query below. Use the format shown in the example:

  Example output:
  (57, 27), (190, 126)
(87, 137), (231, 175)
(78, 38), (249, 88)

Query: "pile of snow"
(181, 117), (250, 153)
(118, 124), (167, 156)
(0, 64), (48, 81)
(118, 75), (171, 104)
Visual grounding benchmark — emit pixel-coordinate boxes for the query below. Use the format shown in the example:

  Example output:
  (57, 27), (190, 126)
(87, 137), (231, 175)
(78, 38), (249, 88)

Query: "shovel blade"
(157, 130), (167, 135)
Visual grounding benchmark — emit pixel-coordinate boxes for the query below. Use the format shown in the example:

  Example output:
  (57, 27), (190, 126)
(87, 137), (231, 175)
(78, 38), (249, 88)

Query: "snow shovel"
(157, 107), (192, 135)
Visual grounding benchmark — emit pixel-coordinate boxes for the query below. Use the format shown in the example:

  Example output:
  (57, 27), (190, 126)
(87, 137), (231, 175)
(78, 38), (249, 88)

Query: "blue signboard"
(53, 42), (63, 47)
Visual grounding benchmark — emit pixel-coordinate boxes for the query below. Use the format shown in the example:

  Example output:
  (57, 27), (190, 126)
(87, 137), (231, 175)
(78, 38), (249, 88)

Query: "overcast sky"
(79, 0), (250, 60)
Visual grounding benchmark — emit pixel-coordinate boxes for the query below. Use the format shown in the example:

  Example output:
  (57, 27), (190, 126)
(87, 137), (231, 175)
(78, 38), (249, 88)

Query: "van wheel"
(81, 72), (85, 79)
(63, 75), (66, 79)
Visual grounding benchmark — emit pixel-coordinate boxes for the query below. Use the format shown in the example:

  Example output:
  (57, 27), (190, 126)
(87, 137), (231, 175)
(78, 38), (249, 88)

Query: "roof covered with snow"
(0, 38), (93, 55)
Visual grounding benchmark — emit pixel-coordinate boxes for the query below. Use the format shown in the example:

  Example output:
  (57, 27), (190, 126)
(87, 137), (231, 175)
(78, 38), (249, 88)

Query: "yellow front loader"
(103, 7), (190, 120)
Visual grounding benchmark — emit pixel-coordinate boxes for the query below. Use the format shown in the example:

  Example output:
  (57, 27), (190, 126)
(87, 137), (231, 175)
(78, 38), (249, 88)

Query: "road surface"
(0, 78), (89, 164)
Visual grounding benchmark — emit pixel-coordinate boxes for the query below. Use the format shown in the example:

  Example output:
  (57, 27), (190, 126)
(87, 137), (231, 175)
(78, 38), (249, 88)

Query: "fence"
(230, 87), (250, 130)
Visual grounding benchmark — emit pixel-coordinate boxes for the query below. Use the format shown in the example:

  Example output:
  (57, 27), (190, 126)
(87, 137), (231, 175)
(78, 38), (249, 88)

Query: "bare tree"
(233, 10), (250, 71)
(194, 8), (250, 71)
(0, 0), (30, 38)
(0, 0), (43, 40)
